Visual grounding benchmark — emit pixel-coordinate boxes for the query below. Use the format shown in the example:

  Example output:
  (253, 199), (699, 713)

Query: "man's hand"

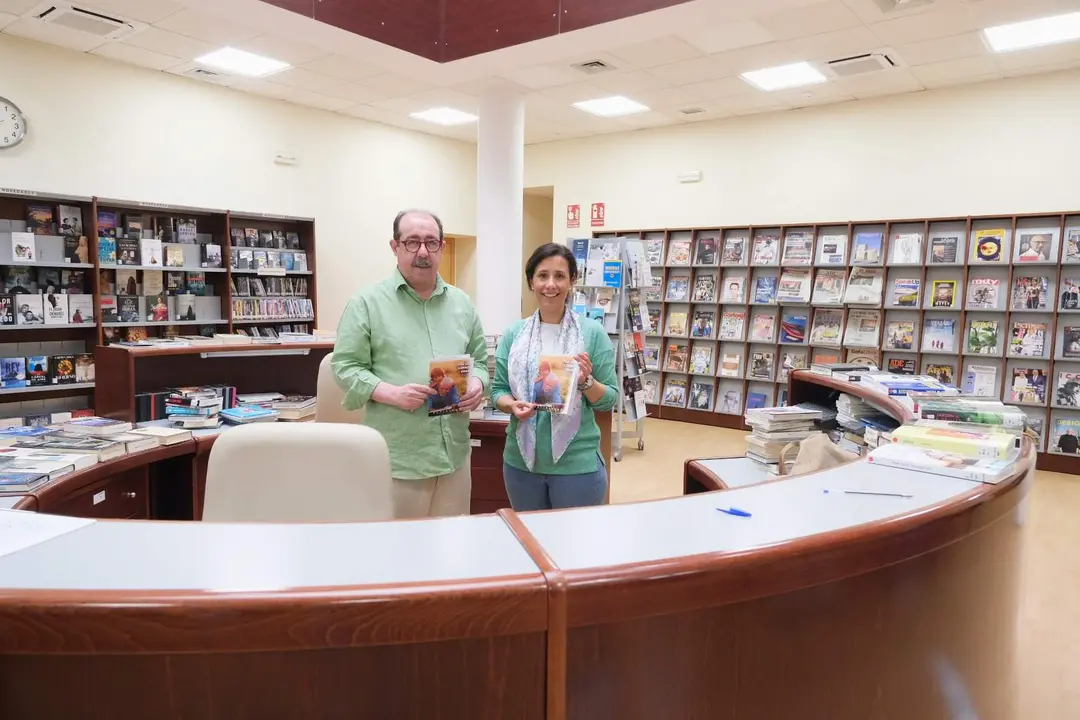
(457, 376), (485, 412)
(375, 383), (435, 411)
(509, 399), (537, 421)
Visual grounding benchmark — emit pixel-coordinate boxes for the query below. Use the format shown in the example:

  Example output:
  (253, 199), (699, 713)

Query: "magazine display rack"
(600, 211), (1080, 473)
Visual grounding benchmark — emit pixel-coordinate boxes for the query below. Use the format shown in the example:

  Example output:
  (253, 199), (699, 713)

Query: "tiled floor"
(608, 418), (1078, 718)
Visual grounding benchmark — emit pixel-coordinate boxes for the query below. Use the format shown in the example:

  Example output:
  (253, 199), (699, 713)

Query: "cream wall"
(0, 35), (477, 329)
(526, 68), (1080, 238)
(521, 194), (554, 317)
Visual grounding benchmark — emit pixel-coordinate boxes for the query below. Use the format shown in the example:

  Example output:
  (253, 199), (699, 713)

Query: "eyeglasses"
(399, 238), (443, 253)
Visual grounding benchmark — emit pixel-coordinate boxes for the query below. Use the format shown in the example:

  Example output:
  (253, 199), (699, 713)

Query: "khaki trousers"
(392, 455), (472, 518)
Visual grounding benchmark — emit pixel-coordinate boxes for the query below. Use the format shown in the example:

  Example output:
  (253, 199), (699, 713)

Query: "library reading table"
(0, 370), (1028, 719)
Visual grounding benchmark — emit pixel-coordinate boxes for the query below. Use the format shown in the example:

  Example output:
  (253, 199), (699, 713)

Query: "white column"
(475, 90), (525, 336)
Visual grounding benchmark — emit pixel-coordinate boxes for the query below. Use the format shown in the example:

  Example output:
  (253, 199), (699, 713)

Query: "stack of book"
(272, 395), (315, 421)
(221, 406), (279, 424)
(744, 406), (823, 471)
(868, 397), (1026, 483)
(165, 388), (225, 429)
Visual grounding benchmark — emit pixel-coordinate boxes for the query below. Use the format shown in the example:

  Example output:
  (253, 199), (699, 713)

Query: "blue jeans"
(503, 453), (608, 511)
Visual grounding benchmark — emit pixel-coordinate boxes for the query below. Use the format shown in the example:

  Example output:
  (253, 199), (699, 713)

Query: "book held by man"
(428, 356), (473, 417)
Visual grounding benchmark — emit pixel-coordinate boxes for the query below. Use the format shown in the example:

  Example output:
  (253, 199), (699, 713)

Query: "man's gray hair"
(393, 209), (444, 241)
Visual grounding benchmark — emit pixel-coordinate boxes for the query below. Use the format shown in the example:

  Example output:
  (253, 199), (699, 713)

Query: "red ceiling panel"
(258, 0), (695, 62)
(559, 0), (694, 33)
(314, 0), (442, 61)
(441, 0), (559, 62)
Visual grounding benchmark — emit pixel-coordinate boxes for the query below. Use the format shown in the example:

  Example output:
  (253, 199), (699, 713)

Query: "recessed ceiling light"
(572, 96), (650, 117)
(741, 62), (827, 92)
(983, 12), (1080, 53)
(410, 107), (479, 125)
(194, 47), (290, 77)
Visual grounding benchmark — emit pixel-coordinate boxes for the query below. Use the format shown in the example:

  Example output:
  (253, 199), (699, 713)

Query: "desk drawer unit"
(45, 470), (149, 520)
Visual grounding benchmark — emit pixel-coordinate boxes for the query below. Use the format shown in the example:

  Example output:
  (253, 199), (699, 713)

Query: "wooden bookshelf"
(598, 211), (1080, 473)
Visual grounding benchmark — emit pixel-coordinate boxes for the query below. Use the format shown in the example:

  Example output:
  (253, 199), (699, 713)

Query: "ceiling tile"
(326, 82), (400, 105)
(678, 76), (758, 102)
(72, 0), (183, 24)
(629, 86), (701, 109)
(772, 86), (856, 108)
(368, 96), (434, 115)
(757, 1), (864, 40)
(721, 92), (793, 116)
(839, 0), (940, 24)
(613, 110), (681, 129)
(299, 53), (384, 82)
(967, 0), (1080, 29)
(90, 41), (184, 71)
(895, 32), (989, 67)
(784, 26), (883, 62)
(909, 55), (1002, 86)
(451, 76), (528, 96)
(122, 27), (214, 60)
(831, 68), (925, 98)
(608, 36), (704, 69)
(2, 17), (107, 52)
(339, 103), (413, 127)
(0, 0), (37, 14)
(647, 56), (729, 85)
(1001, 61), (1080, 79)
(709, 42), (799, 76)
(502, 63), (587, 89)
(870, 5), (978, 46)
(589, 69), (670, 94)
(540, 81), (611, 104)
(408, 88), (480, 114)
(277, 87), (356, 112)
(163, 61), (242, 87)
(679, 19), (777, 55)
(991, 41), (1080, 73)
(154, 8), (260, 46)
(229, 77), (293, 100)
(267, 67), (349, 94)
(237, 34), (329, 67)
(359, 73), (434, 96)
(0, 11), (16, 30)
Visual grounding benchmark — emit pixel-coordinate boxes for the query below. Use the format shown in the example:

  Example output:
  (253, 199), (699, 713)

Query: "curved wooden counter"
(0, 372), (1027, 720)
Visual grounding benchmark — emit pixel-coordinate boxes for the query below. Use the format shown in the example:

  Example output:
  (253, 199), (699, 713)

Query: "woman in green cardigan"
(491, 243), (619, 511)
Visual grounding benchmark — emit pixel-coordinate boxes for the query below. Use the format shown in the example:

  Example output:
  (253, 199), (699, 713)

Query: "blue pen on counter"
(717, 507), (752, 518)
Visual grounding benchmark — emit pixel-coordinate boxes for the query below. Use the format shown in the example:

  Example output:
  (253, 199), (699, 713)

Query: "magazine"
(722, 236), (747, 264)
(923, 318), (956, 352)
(852, 232), (883, 264)
(428, 356), (473, 417)
(891, 278), (920, 307)
(1011, 276), (1048, 310)
(967, 320), (999, 355)
(816, 234), (847, 265)
(967, 278), (999, 309)
(811, 269), (845, 305)
(718, 311), (746, 340)
(721, 276), (745, 303)
(809, 309), (843, 346)
(884, 321), (914, 350)
(889, 233), (923, 264)
(532, 355), (580, 414)
(844, 267), (884, 305)
(971, 228), (1005, 263)
(931, 280), (958, 308)
(1008, 321), (1046, 357)
(929, 235), (959, 263)
(843, 309), (881, 347)
(1010, 368), (1047, 404)
(751, 234), (779, 265)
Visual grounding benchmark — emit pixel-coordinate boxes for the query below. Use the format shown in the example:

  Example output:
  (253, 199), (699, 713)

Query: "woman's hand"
(509, 399), (537, 421)
(575, 352), (593, 383)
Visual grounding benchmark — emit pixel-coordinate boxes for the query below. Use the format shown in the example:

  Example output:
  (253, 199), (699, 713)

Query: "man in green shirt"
(332, 210), (489, 517)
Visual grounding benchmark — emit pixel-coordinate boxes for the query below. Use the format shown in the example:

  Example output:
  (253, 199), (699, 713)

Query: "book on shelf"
(890, 278), (920, 307)
(776, 268), (811, 303)
(844, 267), (883, 304)
(1008, 321), (1046, 357)
(662, 376), (688, 408)
(971, 228), (1006, 263)
(967, 320), (999, 355)
(780, 231), (813, 266)
(14, 294), (44, 325)
(751, 233), (779, 265)
(888, 233), (923, 264)
(1011, 276), (1048, 310)
(688, 380), (713, 411)
(43, 293), (68, 324)
(25, 205), (53, 235)
(852, 232), (883, 264)
(817, 234), (847, 265)
(809, 308), (843, 346)
(642, 375), (659, 405)
(722, 235), (746, 264)
(139, 238), (162, 266)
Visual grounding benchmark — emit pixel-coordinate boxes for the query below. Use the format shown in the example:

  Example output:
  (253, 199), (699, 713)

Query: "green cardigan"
(491, 316), (618, 475)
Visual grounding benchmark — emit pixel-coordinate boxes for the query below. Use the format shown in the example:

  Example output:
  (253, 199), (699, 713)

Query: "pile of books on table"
(868, 397), (1026, 484)
(165, 387), (229, 430)
(744, 406), (824, 473)
(0, 416), (190, 493)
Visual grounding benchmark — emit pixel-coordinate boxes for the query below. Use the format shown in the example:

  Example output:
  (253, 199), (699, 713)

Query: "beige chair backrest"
(202, 422), (393, 522)
(316, 353), (365, 424)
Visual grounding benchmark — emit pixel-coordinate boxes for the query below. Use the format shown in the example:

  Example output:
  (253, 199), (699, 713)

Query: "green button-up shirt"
(332, 269), (490, 480)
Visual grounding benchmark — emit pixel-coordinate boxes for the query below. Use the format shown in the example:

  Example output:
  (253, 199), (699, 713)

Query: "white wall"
(0, 35), (477, 329)
(526, 68), (1080, 239)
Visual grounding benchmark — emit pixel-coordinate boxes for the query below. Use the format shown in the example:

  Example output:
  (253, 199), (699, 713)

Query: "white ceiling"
(4, 0), (1080, 144)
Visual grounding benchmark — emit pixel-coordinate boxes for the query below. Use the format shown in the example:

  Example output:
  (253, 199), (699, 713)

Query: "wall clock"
(0, 96), (27, 149)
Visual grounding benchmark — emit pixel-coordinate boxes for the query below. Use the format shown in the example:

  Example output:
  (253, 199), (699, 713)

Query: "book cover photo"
(972, 229), (1005, 263)
(428, 356), (474, 417)
(531, 355), (579, 414)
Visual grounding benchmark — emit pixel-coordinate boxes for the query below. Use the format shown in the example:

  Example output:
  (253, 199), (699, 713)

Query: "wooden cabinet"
(44, 469), (148, 520)
(469, 419), (511, 515)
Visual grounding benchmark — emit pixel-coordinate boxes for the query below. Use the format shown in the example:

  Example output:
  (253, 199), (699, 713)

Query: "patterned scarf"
(507, 309), (585, 471)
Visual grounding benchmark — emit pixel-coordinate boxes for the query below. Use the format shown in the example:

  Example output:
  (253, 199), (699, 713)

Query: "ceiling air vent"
(27, 2), (141, 40)
(680, 107), (706, 115)
(183, 68), (226, 82)
(572, 60), (616, 75)
(825, 51), (900, 78)
(871, 0), (935, 13)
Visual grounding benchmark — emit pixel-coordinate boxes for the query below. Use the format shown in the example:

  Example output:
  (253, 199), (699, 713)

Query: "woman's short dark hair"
(525, 243), (578, 288)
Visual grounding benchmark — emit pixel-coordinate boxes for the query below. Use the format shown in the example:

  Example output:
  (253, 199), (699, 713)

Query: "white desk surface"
(521, 462), (984, 572)
(0, 496), (26, 510)
(0, 514), (540, 592)
(696, 457), (774, 488)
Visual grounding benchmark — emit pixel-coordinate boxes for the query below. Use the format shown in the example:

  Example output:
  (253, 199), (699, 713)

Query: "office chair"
(316, 353), (365, 424)
(202, 422), (393, 522)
